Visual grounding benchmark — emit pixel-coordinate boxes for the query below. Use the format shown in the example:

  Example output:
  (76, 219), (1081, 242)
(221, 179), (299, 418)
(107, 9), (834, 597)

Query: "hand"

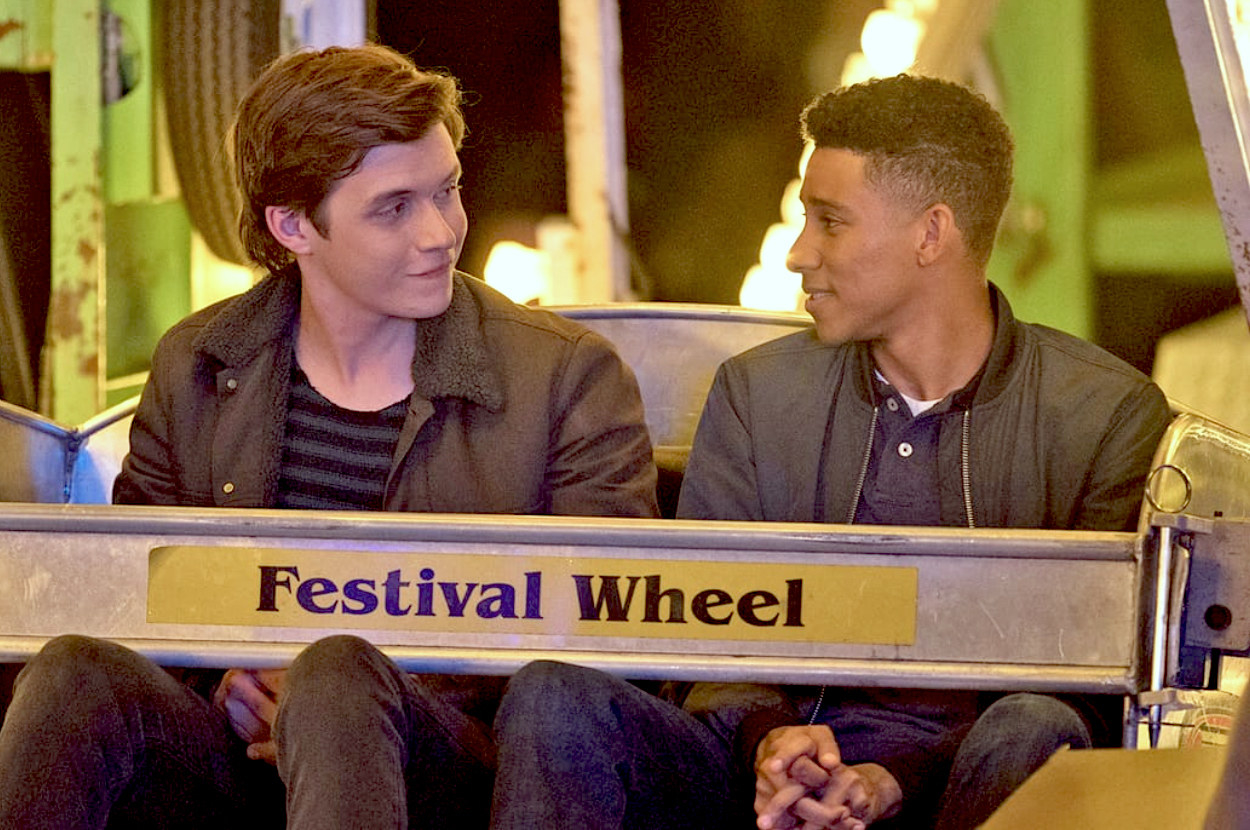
(754, 725), (841, 829)
(212, 668), (286, 764)
(789, 763), (902, 830)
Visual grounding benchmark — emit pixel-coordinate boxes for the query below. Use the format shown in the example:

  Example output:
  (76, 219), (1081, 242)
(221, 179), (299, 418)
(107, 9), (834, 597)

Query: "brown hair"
(801, 74), (1013, 267)
(231, 43), (466, 273)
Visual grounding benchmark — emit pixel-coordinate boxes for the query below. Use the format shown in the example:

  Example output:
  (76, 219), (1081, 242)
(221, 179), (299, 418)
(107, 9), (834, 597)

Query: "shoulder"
(1009, 322), (1172, 441)
(457, 275), (622, 367)
(460, 275), (601, 345)
(718, 328), (846, 384)
(1020, 322), (1162, 397)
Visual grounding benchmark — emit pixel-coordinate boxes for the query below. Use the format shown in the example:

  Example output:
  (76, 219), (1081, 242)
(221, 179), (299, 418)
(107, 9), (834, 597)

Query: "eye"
(376, 199), (409, 221)
(817, 213), (842, 233)
(435, 180), (463, 202)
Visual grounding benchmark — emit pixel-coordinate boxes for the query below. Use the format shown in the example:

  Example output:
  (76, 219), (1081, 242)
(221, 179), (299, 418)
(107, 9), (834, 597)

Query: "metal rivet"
(222, 482), (235, 494)
(886, 398), (899, 412)
(225, 378), (238, 390)
(897, 442), (913, 458)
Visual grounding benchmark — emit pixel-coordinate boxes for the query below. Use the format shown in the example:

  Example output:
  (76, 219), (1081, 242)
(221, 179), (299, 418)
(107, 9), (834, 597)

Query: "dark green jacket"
(674, 284), (1171, 818)
(677, 284), (1170, 532)
(115, 270), (658, 519)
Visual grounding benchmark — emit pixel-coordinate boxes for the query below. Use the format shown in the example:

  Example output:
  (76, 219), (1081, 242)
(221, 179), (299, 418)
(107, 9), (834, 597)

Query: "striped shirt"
(276, 367), (407, 511)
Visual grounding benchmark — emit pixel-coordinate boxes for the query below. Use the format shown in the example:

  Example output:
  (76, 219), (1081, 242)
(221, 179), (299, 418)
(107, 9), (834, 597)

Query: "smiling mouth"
(411, 263), (452, 279)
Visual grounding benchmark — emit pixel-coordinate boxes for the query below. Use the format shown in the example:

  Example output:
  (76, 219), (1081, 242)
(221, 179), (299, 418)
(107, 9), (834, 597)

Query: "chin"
(404, 279), (455, 319)
(411, 297), (453, 319)
(811, 318), (851, 345)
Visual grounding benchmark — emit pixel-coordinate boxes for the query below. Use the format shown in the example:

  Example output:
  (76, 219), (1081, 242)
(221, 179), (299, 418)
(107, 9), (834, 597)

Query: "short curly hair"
(231, 43), (466, 274)
(800, 74), (1013, 267)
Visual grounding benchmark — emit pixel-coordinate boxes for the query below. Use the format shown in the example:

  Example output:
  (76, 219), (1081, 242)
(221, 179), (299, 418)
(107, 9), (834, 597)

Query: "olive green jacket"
(678, 284), (1170, 532)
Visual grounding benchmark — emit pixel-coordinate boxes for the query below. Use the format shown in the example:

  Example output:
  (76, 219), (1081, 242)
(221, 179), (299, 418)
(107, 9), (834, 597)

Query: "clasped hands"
(755, 724), (903, 830)
(212, 667), (287, 765)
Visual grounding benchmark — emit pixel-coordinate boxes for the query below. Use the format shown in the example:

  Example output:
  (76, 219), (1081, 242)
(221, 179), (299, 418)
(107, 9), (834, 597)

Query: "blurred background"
(0, 0), (1242, 426)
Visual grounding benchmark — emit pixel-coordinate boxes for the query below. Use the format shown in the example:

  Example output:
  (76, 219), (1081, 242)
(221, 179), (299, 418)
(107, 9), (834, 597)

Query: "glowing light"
(738, 153), (809, 312)
(484, 241), (552, 305)
(780, 178), (804, 226)
(739, 221), (805, 311)
(860, 8), (924, 76)
(798, 141), (815, 178)
(759, 222), (800, 270)
(739, 263), (804, 312)
(841, 52), (875, 87)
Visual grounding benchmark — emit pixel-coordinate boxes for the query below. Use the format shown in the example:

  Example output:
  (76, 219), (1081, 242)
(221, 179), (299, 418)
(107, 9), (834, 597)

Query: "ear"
(916, 203), (959, 267)
(264, 205), (317, 256)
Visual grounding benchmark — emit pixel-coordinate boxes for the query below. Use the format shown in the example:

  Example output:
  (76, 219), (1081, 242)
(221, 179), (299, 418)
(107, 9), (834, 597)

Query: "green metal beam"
(0, 0), (53, 69)
(46, 0), (105, 422)
(1092, 204), (1231, 275)
(987, 0), (1093, 338)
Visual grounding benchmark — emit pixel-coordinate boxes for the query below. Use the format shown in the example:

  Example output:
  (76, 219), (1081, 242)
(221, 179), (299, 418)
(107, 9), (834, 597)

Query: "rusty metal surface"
(1167, 0), (1250, 325)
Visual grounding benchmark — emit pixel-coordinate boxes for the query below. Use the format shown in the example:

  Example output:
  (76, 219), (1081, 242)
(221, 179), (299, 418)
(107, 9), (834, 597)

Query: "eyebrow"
(795, 195), (855, 218)
(801, 195), (850, 215)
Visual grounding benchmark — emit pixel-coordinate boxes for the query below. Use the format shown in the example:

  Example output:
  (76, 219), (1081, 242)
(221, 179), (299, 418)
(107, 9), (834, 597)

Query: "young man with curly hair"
(491, 74), (1171, 830)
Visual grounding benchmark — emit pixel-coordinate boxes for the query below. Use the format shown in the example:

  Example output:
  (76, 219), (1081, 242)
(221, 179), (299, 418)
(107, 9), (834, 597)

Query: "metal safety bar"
(0, 503), (1143, 694)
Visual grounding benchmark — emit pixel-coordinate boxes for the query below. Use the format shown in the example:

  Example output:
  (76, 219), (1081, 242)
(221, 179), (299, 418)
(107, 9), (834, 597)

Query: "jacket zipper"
(844, 406), (879, 523)
(811, 405), (974, 725)
(961, 408), (975, 528)
(812, 405), (878, 724)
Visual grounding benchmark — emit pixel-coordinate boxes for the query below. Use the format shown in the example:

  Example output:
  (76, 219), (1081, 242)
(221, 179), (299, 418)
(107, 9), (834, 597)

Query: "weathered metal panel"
(0, 504), (1141, 692)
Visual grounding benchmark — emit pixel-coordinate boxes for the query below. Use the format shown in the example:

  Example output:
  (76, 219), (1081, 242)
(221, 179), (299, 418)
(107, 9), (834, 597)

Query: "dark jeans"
(935, 693), (1091, 829)
(0, 634), (282, 830)
(275, 635), (497, 830)
(491, 660), (741, 829)
(492, 662), (1090, 830)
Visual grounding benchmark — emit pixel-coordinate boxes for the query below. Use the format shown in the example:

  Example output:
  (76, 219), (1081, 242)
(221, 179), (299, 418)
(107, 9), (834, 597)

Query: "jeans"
(934, 693), (1092, 829)
(492, 663), (1090, 830)
(491, 660), (742, 829)
(275, 635), (497, 830)
(0, 635), (282, 830)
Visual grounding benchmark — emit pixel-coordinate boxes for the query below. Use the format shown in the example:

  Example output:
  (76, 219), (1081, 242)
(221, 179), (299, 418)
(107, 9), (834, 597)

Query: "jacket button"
(222, 482), (235, 494)
(225, 378), (238, 391)
(897, 442), (913, 458)
(886, 398), (899, 412)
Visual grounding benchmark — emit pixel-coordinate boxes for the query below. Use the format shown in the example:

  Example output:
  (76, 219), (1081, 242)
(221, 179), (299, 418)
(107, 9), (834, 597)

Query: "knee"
(289, 635), (380, 680)
(13, 636), (160, 717)
(26, 635), (139, 685)
(975, 693), (1092, 751)
(285, 635), (403, 712)
(498, 661), (619, 733)
(505, 661), (615, 705)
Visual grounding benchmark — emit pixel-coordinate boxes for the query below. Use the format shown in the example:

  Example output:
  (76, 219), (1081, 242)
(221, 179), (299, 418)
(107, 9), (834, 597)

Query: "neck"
(871, 280), (995, 401)
(295, 294), (417, 410)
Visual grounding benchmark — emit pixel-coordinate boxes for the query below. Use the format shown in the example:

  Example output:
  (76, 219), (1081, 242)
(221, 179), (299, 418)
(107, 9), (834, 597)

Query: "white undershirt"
(875, 369), (942, 416)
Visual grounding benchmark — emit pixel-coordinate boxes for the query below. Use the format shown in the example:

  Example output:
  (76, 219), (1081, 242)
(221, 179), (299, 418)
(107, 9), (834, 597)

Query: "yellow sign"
(148, 546), (917, 645)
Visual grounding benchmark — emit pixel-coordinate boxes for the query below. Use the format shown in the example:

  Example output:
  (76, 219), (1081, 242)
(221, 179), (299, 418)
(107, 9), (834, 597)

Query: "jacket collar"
(849, 281), (1021, 409)
(193, 269), (505, 412)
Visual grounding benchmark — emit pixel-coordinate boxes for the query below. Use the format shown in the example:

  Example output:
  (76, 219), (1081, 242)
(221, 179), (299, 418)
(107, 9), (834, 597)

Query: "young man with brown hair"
(0, 43), (657, 829)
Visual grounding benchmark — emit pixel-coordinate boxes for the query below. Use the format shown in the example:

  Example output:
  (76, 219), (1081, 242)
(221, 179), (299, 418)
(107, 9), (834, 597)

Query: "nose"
(413, 202), (458, 251)
(786, 225), (819, 273)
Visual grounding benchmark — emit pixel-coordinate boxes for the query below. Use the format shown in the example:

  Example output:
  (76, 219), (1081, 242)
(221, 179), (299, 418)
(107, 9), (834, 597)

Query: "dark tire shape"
(163, 0), (280, 265)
